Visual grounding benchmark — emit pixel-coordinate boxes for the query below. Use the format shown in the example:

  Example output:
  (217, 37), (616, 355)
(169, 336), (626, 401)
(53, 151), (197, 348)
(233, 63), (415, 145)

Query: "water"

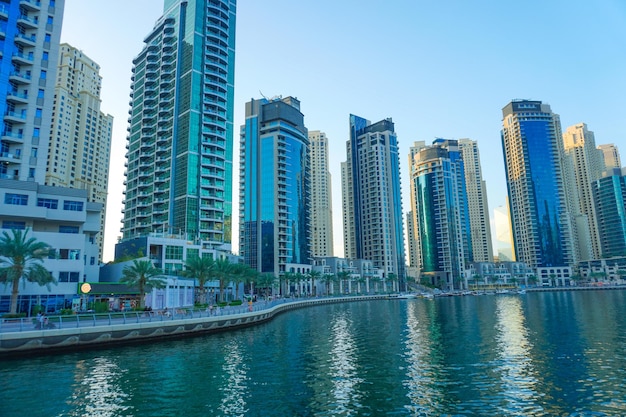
(1, 290), (625, 416)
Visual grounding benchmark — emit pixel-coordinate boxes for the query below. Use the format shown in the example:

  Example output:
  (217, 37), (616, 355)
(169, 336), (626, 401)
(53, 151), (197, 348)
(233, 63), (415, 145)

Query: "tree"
(322, 273), (335, 296)
(183, 255), (215, 305)
(231, 263), (257, 300)
(256, 273), (276, 300)
(120, 260), (166, 309)
(0, 228), (53, 314)
(213, 258), (234, 302)
(307, 269), (321, 296)
(336, 271), (351, 294)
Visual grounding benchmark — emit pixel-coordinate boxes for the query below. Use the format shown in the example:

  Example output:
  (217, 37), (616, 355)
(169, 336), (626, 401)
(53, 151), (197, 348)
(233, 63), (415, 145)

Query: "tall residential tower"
(341, 115), (405, 286)
(121, 0), (236, 248)
(239, 97), (311, 276)
(46, 44), (113, 261)
(309, 130), (334, 258)
(501, 100), (573, 268)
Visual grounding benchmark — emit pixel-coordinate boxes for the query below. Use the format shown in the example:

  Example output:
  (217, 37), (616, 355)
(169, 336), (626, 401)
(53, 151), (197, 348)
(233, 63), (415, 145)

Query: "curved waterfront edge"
(0, 295), (388, 358)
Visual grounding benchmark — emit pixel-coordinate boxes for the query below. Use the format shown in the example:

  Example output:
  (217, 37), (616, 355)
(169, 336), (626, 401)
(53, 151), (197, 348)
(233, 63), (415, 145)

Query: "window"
(2, 221), (26, 230)
(40, 69), (47, 79)
(59, 225), (79, 234)
(5, 193), (28, 205)
(37, 198), (58, 209)
(59, 249), (80, 260)
(58, 272), (80, 283)
(63, 200), (83, 211)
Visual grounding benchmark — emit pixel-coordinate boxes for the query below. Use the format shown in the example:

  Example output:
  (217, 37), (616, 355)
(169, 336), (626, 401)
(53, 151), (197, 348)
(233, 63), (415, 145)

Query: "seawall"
(0, 295), (387, 358)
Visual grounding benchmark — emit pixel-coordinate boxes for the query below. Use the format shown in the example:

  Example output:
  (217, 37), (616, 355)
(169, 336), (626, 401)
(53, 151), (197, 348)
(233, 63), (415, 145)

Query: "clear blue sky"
(61, 0), (626, 262)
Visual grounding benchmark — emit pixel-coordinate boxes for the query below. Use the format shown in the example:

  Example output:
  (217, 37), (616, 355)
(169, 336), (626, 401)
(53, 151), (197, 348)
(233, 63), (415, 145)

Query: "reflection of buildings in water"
(218, 339), (249, 416)
(495, 296), (541, 410)
(68, 357), (130, 416)
(329, 312), (363, 414)
(403, 302), (445, 414)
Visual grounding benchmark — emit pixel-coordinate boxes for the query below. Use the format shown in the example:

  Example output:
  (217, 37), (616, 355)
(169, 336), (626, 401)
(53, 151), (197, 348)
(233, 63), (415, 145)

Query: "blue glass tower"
(239, 97), (311, 275)
(593, 169), (626, 258)
(501, 100), (573, 268)
(122, 0), (236, 247)
(410, 139), (471, 290)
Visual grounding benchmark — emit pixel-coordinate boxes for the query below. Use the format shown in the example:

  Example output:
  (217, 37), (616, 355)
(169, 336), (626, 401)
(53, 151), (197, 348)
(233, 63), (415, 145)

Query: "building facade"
(593, 168), (626, 258)
(562, 123), (604, 261)
(341, 115), (405, 287)
(459, 138), (493, 263)
(121, 0), (236, 249)
(408, 139), (470, 290)
(46, 44), (113, 262)
(598, 144), (621, 172)
(501, 100), (574, 268)
(308, 130), (334, 257)
(239, 97), (311, 277)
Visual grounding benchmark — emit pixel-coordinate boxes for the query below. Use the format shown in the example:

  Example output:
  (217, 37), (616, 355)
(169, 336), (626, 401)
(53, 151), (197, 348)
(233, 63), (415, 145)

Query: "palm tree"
(0, 228), (53, 314)
(336, 271), (350, 294)
(231, 263), (257, 300)
(120, 260), (166, 309)
(213, 258), (234, 302)
(183, 255), (215, 305)
(256, 273), (276, 300)
(307, 269), (321, 296)
(322, 273), (335, 296)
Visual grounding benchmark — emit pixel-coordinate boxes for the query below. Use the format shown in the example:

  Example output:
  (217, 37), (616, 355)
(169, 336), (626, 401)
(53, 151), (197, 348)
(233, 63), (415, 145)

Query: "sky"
(60, 0), (626, 263)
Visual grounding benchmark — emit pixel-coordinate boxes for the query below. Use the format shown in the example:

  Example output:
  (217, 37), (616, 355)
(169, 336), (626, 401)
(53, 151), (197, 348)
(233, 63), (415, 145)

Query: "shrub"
(58, 308), (74, 316)
(229, 300), (243, 306)
(2, 313), (26, 319)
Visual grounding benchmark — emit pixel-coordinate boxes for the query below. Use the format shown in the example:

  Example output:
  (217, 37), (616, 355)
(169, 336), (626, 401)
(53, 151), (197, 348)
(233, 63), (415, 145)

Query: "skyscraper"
(408, 139), (470, 290)
(46, 44), (113, 262)
(121, 0), (236, 248)
(562, 123), (604, 260)
(341, 115), (405, 286)
(593, 168), (626, 258)
(1, 0), (64, 182)
(309, 130), (334, 258)
(239, 97), (311, 276)
(0, 0), (103, 313)
(598, 144), (621, 172)
(458, 138), (493, 263)
(501, 100), (573, 268)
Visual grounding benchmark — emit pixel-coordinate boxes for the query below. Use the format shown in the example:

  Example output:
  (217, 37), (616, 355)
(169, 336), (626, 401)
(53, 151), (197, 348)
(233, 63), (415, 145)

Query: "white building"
(309, 130), (334, 258)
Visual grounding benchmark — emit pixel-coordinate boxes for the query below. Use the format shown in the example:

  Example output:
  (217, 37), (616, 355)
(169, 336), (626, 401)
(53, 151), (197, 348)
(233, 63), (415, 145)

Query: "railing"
(0, 298), (298, 334)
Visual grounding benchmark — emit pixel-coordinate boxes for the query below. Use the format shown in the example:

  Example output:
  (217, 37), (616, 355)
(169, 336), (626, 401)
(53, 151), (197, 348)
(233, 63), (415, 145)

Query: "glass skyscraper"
(409, 139), (470, 290)
(501, 100), (573, 268)
(121, 0), (236, 248)
(341, 115), (405, 285)
(239, 97), (311, 275)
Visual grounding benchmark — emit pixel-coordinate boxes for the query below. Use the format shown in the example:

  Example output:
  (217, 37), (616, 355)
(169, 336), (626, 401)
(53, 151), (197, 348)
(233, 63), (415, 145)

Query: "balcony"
(14, 33), (36, 47)
(0, 152), (21, 163)
(6, 91), (28, 104)
(19, 0), (41, 11)
(12, 52), (35, 66)
(4, 111), (27, 124)
(17, 15), (39, 30)
(9, 71), (32, 84)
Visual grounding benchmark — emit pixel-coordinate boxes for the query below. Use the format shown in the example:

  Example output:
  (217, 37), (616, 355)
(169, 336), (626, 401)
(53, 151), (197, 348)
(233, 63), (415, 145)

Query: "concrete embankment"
(0, 296), (386, 358)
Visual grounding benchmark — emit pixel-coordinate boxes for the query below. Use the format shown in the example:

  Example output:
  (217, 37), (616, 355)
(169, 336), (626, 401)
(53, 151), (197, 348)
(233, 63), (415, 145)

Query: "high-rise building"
(341, 115), (405, 286)
(593, 168), (626, 258)
(121, 0), (236, 248)
(458, 138), (493, 263)
(1, 0), (64, 182)
(239, 97), (311, 276)
(408, 139), (470, 290)
(562, 123), (604, 260)
(501, 100), (574, 268)
(46, 44), (113, 262)
(0, 1), (103, 313)
(308, 130), (334, 257)
(598, 144), (621, 172)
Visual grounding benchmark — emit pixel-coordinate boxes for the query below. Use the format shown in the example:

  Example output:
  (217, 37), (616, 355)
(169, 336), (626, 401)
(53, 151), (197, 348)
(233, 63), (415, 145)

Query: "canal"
(1, 290), (625, 416)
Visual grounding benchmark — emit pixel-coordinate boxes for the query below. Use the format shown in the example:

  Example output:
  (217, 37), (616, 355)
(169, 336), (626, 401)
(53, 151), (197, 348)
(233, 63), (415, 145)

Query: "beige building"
(562, 123), (604, 260)
(45, 44), (113, 262)
(308, 130), (334, 257)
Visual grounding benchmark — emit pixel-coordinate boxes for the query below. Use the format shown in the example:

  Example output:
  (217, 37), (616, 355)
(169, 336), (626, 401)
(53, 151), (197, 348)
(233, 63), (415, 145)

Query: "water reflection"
(218, 339), (249, 416)
(403, 301), (445, 415)
(494, 296), (541, 415)
(328, 312), (363, 415)
(64, 356), (130, 417)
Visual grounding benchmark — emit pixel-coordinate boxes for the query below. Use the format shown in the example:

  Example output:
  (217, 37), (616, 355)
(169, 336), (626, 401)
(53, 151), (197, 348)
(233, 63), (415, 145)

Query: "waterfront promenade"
(0, 295), (387, 357)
